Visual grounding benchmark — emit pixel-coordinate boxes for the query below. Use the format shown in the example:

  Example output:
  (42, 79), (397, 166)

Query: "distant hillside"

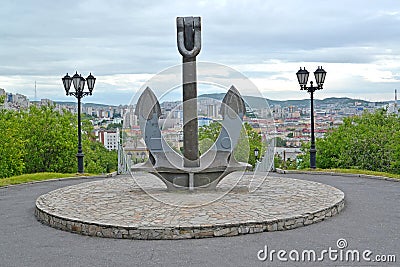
(199, 93), (270, 108)
(44, 95), (389, 109)
(53, 101), (118, 108)
(199, 93), (389, 109)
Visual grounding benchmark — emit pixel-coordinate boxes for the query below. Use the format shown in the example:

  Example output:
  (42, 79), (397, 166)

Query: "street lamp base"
(309, 148), (317, 169)
(77, 152), (84, 174)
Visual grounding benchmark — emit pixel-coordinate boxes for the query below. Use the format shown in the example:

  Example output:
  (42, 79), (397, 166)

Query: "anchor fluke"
(135, 87), (161, 120)
(221, 85), (245, 120)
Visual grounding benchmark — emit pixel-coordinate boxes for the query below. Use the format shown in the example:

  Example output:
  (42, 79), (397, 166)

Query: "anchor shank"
(177, 16), (201, 168)
(183, 56), (199, 167)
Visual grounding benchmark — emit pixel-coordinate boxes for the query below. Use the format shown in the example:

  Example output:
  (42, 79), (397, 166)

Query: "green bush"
(299, 109), (400, 174)
(0, 105), (117, 178)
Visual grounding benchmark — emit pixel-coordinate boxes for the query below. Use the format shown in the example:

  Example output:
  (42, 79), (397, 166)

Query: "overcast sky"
(1, 0), (400, 105)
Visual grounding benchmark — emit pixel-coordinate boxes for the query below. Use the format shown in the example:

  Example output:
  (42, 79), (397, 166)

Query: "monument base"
(35, 172), (345, 240)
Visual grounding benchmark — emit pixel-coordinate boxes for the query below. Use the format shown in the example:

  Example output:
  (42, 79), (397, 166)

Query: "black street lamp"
(62, 72), (96, 173)
(296, 66), (326, 169)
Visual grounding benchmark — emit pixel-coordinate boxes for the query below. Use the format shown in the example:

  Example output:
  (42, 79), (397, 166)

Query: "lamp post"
(62, 72), (96, 173)
(254, 147), (259, 161)
(296, 66), (326, 169)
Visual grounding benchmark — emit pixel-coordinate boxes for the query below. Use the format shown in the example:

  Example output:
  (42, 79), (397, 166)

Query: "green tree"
(107, 123), (123, 130)
(0, 105), (118, 178)
(0, 110), (26, 177)
(0, 94), (5, 106)
(20, 105), (77, 173)
(299, 109), (400, 173)
(199, 122), (221, 154)
(234, 122), (264, 167)
(297, 142), (310, 169)
(198, 122), (264, 167)
(83, 139), (118, 173)
(275, 137), (287, 147)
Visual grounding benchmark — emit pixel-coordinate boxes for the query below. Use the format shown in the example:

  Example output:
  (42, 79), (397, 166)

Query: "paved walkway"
(0, 173), (399, 266)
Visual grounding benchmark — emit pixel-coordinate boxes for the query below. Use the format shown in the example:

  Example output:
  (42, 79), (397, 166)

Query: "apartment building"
(98, 128), (120, 151)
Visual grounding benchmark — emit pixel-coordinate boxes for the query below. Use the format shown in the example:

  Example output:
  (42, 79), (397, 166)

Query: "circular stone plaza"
(35, 172), (345, 240)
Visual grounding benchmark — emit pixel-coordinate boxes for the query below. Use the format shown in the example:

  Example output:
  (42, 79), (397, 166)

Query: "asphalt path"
(0, 173), (399, 267)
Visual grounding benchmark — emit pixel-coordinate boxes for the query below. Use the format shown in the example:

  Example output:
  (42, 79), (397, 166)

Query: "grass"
(0, 172), (95, 187)
(303, 168), (400, 180)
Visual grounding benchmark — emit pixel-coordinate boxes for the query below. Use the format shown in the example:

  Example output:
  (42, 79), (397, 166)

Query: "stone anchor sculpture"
(132, 17), (250, 189)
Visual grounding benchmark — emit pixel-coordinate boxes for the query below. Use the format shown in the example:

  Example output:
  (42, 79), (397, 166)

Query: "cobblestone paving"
(35, 172), (345, 239)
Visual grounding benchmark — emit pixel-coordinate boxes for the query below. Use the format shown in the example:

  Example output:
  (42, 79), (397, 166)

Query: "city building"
(387, 89), (399, 115)
(98, 128), (120, 151)
(123, 136), (148, 163)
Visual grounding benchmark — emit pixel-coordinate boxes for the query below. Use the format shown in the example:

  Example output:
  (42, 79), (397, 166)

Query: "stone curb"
(0, 173), (114, 190)
(275, 168), (400, 182)
(35, 199), (345, 240)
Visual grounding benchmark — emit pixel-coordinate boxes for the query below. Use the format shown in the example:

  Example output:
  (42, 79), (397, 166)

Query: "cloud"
(1, 0), (400, 104)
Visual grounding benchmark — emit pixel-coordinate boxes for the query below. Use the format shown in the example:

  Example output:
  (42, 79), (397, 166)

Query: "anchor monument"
(132, 17), (250, 189)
